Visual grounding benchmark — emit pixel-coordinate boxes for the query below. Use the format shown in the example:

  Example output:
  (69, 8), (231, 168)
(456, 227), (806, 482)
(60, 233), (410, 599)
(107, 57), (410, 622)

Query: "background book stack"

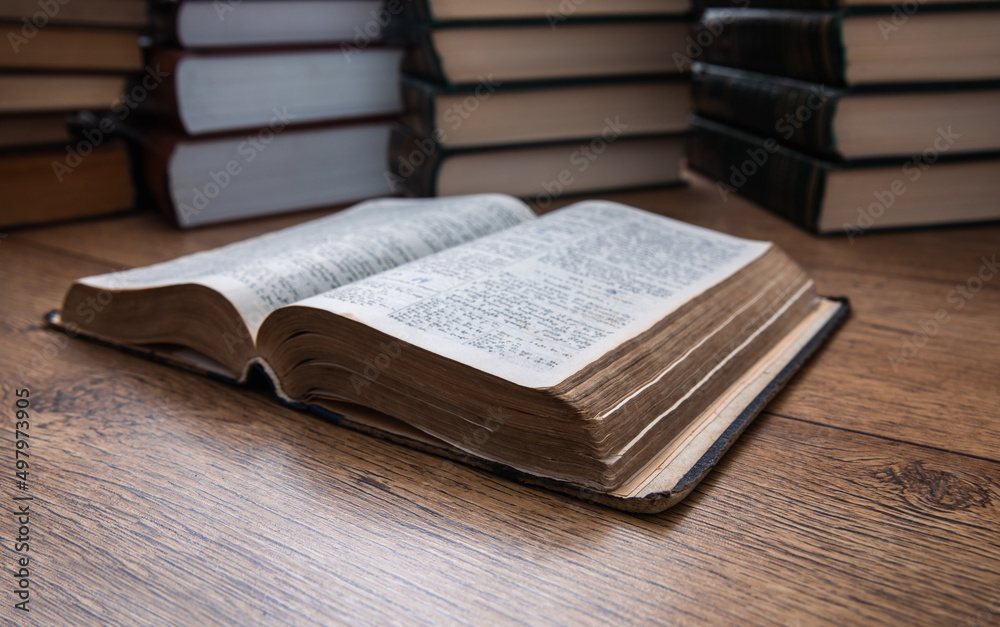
(385, 0), (694, 203)
(135, 0), (404, 227)
(0, 0), (147, 228)
(685, 0), (1000, 235)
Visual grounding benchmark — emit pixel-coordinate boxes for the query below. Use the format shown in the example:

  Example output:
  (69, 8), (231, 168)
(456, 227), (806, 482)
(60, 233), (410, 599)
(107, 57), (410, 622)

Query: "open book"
(53, 194), (847, 512)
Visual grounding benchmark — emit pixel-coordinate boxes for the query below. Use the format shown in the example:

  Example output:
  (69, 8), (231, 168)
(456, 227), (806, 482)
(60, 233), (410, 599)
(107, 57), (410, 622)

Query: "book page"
(297, 200), (772, 388)
(79, 194), (535, 336)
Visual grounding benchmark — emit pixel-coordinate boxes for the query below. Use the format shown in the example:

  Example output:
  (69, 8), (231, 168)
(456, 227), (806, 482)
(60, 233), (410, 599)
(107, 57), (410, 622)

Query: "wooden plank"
(769, 266), (1000, 461)
(2, 345), (998, 624)
(1, 225), (998, 626)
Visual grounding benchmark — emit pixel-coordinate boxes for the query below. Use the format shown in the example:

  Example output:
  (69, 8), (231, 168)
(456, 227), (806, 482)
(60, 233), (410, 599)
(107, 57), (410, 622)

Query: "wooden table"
(2, 176), (998, 625)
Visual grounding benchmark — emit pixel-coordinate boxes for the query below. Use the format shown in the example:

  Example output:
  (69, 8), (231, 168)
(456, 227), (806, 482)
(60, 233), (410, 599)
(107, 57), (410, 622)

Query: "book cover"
(692, 64), (1000, 159)
(696, 6), (1000, 85)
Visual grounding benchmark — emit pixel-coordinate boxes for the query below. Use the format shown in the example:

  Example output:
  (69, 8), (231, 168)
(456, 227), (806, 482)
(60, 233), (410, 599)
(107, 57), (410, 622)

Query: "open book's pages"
(61, 194), (535, 375)
(57, 194), (847, 510)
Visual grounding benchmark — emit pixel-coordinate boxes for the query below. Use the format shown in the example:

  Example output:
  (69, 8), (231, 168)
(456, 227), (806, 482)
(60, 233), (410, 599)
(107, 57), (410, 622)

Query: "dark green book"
(692, 64), (1000, 160)
(687, 115), (1000, 235)
(389, 126), (686, 199)
(695, 7), (1000, 86)
(401, 75), (690, 149)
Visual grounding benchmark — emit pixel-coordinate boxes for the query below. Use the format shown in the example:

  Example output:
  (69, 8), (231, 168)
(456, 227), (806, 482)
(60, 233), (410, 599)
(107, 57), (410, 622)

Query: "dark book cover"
(697, 9), (848, 85)
(687, 115), (834, 232)
(400, 74), (690, 148)
(696, 5), (1000, 85)
(692, 63), (1000, 160)
(687, 114), (1000, 233)
(692, 64), (841, 158)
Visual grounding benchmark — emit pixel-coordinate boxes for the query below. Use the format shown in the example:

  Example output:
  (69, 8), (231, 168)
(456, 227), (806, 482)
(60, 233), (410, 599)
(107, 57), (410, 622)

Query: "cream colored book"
(52, 194), (847, 512)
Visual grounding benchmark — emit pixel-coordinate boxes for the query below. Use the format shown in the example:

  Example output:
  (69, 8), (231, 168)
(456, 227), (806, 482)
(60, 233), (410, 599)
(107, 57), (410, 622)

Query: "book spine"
(134, 48), (187, 134)
(398, 0), (434, 22)
(698, 9), (847, 85)
(388, 24), (448, 84)
(398, 78), (436, 139)
(686, 117), (828, 233)
(692, 66), (843, 158)
(148, 2), (182, 48)
(388, 126), (443, 197)
(135, 129), (185, 227)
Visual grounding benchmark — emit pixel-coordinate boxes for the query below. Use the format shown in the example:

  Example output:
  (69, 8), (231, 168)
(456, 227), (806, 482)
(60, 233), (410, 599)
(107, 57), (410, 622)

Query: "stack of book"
(386, 0), (695, 202)
(0, 0), (146, 228)
(686, 1), (1000, 236)
(136, 0), (405, 227)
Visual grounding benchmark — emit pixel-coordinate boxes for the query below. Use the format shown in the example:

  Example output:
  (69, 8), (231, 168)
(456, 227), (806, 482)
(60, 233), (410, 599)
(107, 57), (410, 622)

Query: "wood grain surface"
(2, 175), (998, 626)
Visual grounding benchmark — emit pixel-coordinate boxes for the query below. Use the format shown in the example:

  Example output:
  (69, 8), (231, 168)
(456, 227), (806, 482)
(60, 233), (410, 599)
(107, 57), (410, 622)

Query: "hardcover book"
(692, 64), (1000, 160)
(0, 140), (134, 228)
(0, 74), (128, 114)
(150, 0), (386, 48)
(696, 7), (1000, 85)
(389, 128), (686, 198)
(401, 76), (690, 149)
(53, 193), (847, 512)
(141, 47), (403, 136)
(0, 0), (148, 26)
(136, 121), (397, 228)
(0, 25), (142, 71)
(687, 116), (1000, 234)
(0, 113), (74, 148)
